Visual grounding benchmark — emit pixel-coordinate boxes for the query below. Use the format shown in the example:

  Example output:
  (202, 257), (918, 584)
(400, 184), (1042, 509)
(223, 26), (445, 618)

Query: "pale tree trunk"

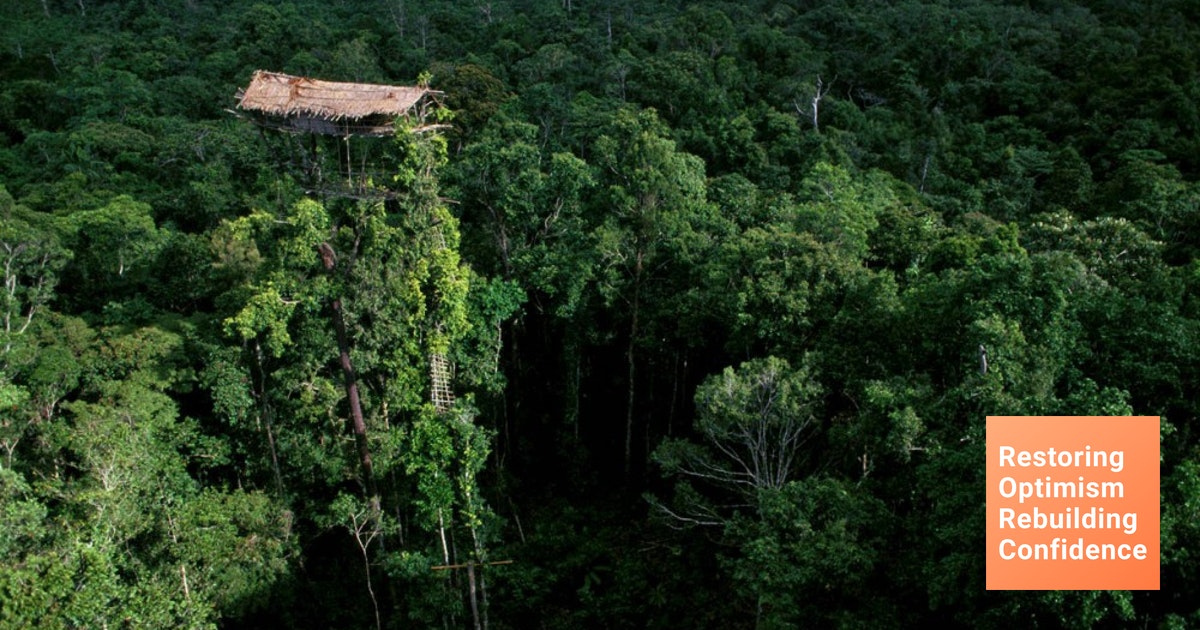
(794, 75), (833, 133)
(416, 15), (430, 49)
(465, 479), (490, 630)
(349, 507), (383, 630)
(474, 548), (490, 630)
(438, 508), (450, 565)
(467, 562), (481, 630)
(388, 0), (406, 38)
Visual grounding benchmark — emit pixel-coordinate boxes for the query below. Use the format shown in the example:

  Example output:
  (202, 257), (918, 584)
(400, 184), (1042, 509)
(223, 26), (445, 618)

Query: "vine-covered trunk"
(321, 242), (381, 519)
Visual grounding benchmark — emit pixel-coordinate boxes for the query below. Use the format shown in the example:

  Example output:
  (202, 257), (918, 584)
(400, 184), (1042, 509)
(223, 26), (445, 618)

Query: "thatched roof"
(236, 70), (432, 122)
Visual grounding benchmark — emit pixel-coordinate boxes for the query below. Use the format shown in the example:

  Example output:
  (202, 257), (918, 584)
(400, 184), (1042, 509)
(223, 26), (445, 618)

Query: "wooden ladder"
(430, 351), (454, 413)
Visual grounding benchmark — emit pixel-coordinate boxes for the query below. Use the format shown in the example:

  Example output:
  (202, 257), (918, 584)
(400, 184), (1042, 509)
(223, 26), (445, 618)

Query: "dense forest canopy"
(1, 0), (1199, 627)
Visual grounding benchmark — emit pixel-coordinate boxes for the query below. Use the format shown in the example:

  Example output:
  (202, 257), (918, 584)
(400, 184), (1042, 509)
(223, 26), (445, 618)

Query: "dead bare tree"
(345, 501), (383, 630)
(386, 0), (406, 38)
(651, 356), (822, 527)
(793, 75), (835, 133)
(475, 0), (494, 24)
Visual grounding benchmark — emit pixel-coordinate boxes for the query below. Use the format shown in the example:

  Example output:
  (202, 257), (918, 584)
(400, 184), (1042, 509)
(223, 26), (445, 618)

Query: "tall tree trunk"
(624, 252), (642, 477)
(566, 333), (581, 440)
(467, 562), (482, 630)
(319, 243), (381, 519)
(332, 297), (379, 506)
(253, 341), (285, 497)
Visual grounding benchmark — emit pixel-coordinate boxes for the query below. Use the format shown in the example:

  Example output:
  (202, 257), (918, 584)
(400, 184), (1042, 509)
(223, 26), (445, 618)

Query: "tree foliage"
(1, 0), (1198, 627)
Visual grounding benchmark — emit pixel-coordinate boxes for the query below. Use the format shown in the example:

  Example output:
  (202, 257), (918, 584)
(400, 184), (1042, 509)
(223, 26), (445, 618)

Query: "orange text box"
(986, 416), (1159, 590)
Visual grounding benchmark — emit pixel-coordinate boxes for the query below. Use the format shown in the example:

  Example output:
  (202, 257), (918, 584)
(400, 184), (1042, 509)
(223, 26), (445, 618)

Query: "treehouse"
(234, 70), (443, 197)
(235, 70), (457, 413)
